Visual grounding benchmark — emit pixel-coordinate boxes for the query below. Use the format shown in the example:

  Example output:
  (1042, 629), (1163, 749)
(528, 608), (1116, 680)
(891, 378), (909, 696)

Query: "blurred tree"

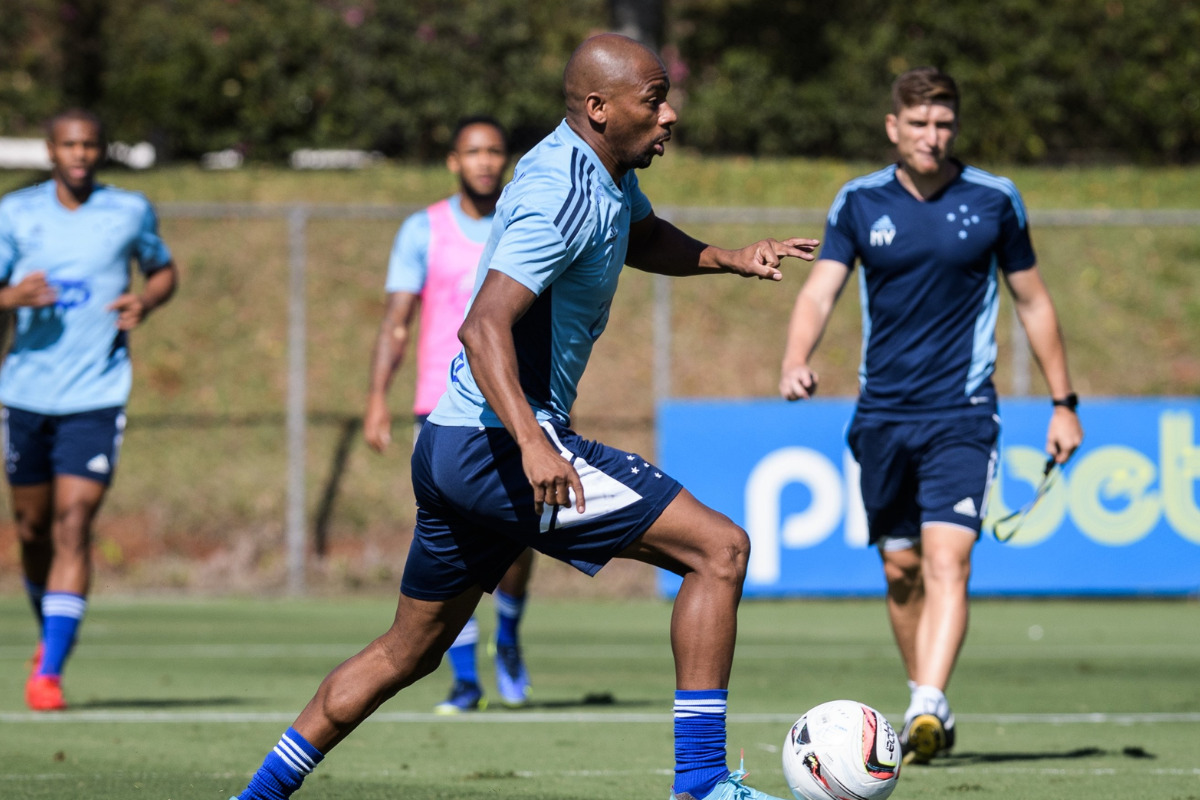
(612, 0), (664, 48)
(98, 0), (606, 160)
(671, 0), (1200, 163)
(0, 0), (64, 136)
(4, 0), (1199, 163)
(61, 0), (107, 110)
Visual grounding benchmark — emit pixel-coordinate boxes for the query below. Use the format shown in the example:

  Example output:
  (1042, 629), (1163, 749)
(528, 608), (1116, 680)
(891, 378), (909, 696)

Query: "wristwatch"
(1052, 393), (1079, 411)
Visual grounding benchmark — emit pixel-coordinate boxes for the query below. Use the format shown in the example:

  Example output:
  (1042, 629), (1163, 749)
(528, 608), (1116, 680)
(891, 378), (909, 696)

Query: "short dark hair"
(45, 108), (105, 142)
(891, 67), (959, 115)
(451, 115), (507, 152)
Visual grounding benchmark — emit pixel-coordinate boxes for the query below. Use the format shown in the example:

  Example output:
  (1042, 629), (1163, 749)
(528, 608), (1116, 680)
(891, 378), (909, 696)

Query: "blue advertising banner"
(656, 398), (1200, 597)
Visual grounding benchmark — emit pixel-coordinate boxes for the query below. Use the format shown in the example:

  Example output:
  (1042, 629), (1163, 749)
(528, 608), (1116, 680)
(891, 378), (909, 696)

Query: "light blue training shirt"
(429, 119), (653, 428)
(0, 181), (172, 414)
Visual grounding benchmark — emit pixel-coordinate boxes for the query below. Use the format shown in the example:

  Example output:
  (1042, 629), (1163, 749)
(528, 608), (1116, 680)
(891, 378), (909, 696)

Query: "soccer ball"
(782, 699), (900, 800)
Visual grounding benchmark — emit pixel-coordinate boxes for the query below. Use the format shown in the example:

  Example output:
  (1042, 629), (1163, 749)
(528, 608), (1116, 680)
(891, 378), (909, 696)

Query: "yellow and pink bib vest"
(414, 198), (486, 415)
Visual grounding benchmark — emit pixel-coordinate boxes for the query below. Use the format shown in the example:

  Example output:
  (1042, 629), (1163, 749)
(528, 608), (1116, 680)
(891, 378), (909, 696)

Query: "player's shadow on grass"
(518, 692), (655, 711)
(930, 746), (1155, 766)
(68, 696), (250, 710)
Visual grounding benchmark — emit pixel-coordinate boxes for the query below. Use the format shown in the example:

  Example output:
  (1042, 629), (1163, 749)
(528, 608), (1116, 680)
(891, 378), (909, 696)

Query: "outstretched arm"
(1005, 265), (1084, 463)
(458, 270), (585, 515)
(109, 261), (178, 330)
(779, 259), (852, 401)
(363, 291), (420, 452)
(625, 212), (819, 280)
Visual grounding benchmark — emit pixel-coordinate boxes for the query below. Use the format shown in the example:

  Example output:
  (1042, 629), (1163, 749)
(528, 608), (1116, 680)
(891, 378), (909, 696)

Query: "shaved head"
(564, 33), (666, 120)
(560, 33), (676, 178)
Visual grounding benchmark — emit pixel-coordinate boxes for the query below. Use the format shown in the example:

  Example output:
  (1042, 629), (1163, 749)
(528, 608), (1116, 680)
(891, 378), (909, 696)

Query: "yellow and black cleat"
(901, 713), (946, 765)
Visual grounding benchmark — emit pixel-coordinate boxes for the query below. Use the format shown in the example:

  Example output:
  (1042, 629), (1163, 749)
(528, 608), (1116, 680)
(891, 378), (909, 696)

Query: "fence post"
(286, 206), (308, 595)
(654, 273), (671, 404)
(1010, 304), (1031, 397)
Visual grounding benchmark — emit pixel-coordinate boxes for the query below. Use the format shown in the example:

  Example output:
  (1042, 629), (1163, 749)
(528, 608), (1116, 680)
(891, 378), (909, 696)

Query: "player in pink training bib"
(363, 115), (534, 712)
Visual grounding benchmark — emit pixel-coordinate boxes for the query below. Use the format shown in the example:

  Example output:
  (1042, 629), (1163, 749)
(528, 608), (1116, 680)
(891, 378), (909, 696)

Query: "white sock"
(906, 684), (949, 724)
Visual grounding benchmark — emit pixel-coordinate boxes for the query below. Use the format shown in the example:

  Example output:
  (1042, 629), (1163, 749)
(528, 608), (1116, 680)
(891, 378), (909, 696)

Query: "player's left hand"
(108, 293), (149, 330)
(723, 237), (820, 281)
(1046, 407), (1083, 464)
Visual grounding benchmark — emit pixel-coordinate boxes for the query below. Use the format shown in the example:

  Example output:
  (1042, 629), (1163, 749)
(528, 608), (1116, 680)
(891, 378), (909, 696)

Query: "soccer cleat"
(27, 641), (44, 677)
(671, 755), (788, 800)
(25, 673), (67, 711)
(941, 711), (957, 753)
(900, 713), (945, 765)
(434, 679), (486, 714)
(493, 642), (531, 708)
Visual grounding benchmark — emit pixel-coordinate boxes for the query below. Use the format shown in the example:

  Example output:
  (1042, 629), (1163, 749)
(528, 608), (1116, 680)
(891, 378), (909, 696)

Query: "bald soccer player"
(230, 34), (819, 800)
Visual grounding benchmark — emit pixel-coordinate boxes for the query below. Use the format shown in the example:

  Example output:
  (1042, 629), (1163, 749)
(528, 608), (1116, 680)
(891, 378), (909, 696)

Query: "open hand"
(725, 237), (820, 281)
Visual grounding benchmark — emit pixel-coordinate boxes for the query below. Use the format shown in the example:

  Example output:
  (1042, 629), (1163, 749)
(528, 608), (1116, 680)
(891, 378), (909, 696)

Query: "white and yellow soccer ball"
(782, 699), (901, 800)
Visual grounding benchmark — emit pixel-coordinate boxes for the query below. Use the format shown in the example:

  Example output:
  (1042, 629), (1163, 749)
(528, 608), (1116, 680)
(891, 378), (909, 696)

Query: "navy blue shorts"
(2, 405), (126, 487)
(847, 412), (1000, 548)
(402, 420), (683, 600)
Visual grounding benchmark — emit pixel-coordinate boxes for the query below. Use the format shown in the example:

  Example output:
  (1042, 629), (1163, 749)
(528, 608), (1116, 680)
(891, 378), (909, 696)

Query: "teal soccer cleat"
(671, 755), (789, 800)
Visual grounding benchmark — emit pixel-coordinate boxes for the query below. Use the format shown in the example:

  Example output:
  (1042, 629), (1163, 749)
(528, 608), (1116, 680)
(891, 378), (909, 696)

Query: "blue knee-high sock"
(39, 593), (87, 677)
(673, 689), (730, 798)
(239, 727), (324, 800)
(24, 579), (46, 630)
(447, 616), (479, 684)
(493, 590), (525, 647)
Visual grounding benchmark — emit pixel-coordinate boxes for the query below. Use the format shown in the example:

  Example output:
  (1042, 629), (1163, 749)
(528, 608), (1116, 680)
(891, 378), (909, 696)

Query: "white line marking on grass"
(938, 766), (1200, 777)
(0, 772), (241, 783)
(0, 768), (674, 783)
(513, 768), (674, 778)
(0, 643), (360, 659)
(962, 712), (1200, 724)
(4, 642), (1200, 660)
(2, 710), (1199, 724)
(4, 766), (1197, 784)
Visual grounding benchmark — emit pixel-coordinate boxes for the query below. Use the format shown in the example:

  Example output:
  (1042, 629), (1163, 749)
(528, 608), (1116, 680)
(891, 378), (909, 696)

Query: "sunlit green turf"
(1, 595), (1197, 799)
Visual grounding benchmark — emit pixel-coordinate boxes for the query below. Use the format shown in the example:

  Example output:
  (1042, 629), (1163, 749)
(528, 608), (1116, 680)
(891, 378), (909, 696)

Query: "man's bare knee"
(922, 554), (971, 588)
(55, 500), (99, 534)
(695, 523), (749, 585)
(13, 503), (51, 544)
(883, 558), (922, 603)
(921, 545), (971, 586)
(15, 519), (50, 546)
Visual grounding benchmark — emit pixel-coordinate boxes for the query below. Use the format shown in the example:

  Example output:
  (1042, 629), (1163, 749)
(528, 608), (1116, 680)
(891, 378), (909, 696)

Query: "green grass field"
(2, 595), (1198, 800)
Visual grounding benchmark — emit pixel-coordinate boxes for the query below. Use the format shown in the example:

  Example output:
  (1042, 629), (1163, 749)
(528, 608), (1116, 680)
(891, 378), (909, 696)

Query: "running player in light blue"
(231, 33), (819, 800)
(0, 109), (178, 711)
(780, 67), (1083, 764)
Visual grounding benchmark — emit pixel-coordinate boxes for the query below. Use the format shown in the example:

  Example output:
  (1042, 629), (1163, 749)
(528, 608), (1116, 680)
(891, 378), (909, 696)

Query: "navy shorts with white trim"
(2, 405), (126, 487)
(847, 411), (1000, 546)
(402, 420), (683, 600)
